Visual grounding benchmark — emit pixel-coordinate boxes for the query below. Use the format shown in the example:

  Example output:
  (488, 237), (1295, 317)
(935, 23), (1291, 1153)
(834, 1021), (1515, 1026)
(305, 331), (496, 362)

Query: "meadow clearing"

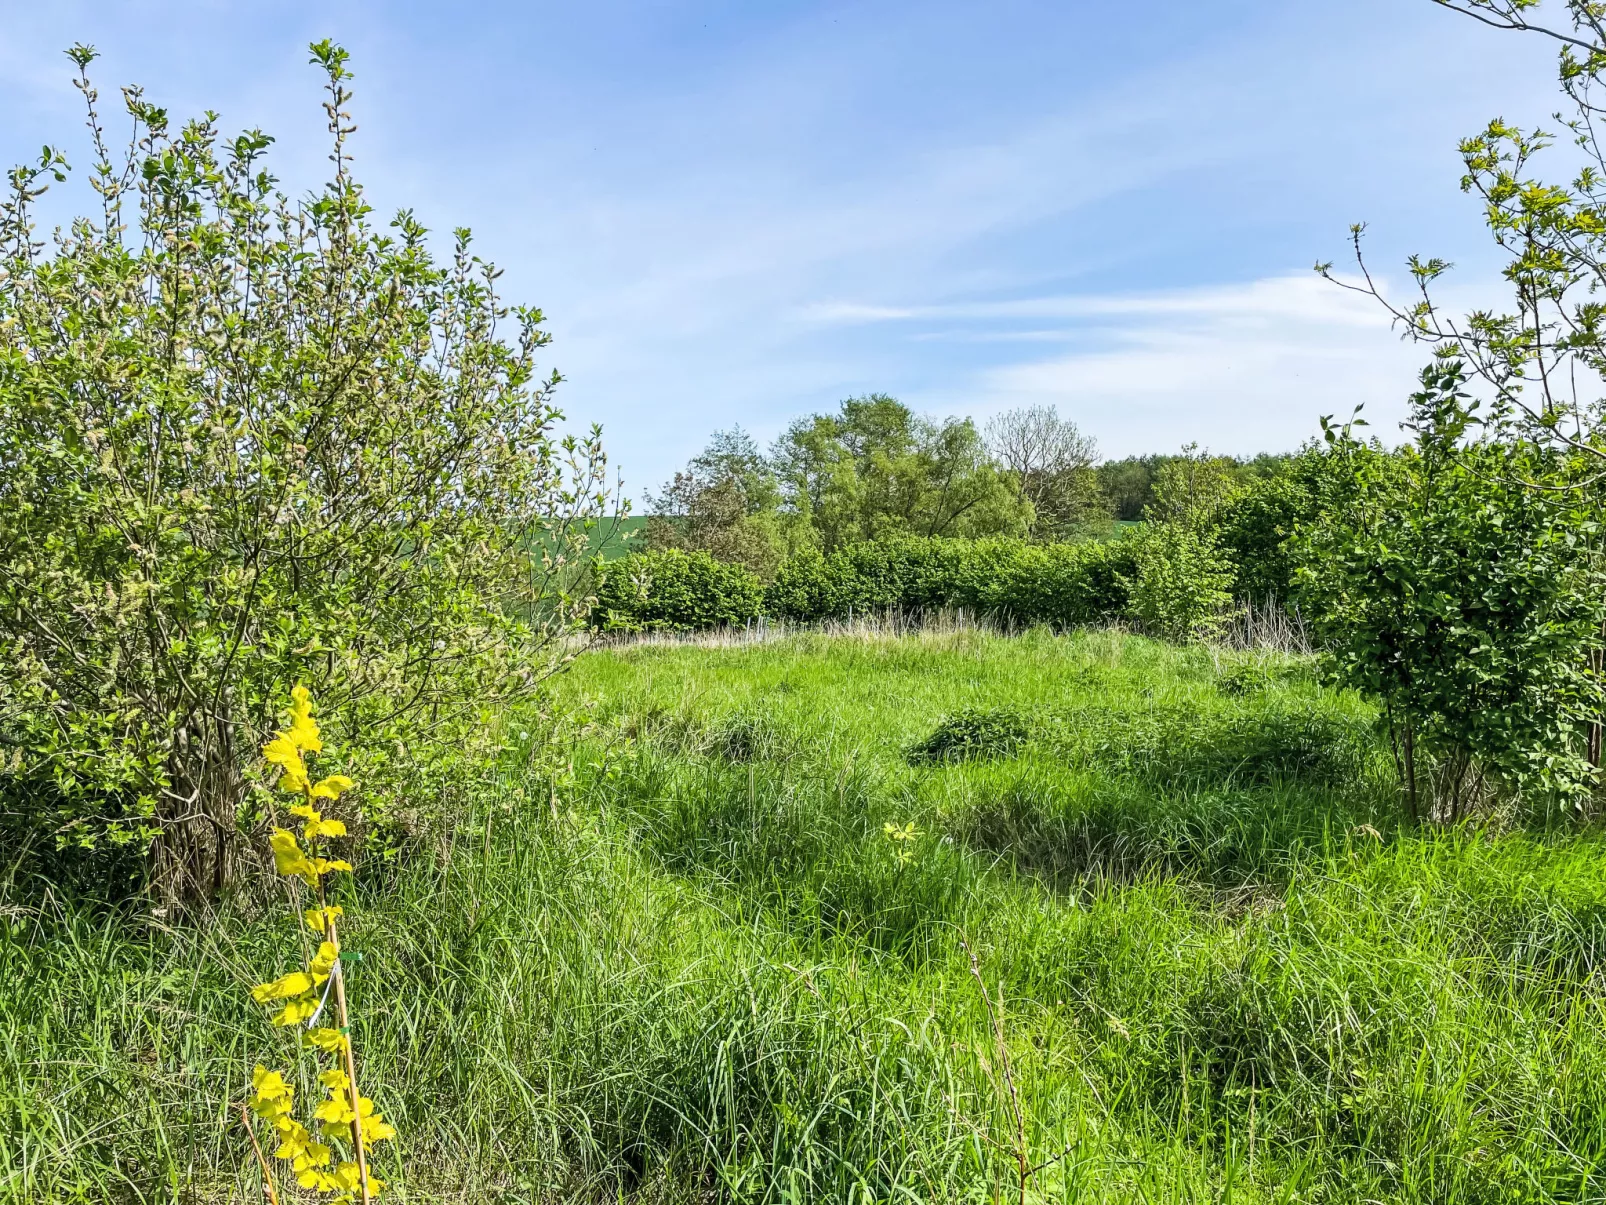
(10, 627), (1606, 1204)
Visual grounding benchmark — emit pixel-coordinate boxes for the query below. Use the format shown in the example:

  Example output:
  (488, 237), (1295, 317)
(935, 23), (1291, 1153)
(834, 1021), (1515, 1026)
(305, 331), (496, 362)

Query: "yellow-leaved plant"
(243, 686), (395, 1203)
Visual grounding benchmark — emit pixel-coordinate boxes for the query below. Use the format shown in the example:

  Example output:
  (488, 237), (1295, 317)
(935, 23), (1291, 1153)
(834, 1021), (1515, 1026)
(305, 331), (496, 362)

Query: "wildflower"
(883, 820), (923, 865)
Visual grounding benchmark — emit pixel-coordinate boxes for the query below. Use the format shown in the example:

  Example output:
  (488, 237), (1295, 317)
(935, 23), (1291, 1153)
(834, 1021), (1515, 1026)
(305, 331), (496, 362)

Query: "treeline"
(640, 392), (1290, 576)
(598, 421), (1303, 642)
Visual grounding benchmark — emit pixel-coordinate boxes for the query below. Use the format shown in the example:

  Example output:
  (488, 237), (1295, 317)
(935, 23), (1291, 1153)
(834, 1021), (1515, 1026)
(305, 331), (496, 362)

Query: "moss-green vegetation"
(10, 630), (1606, 1203)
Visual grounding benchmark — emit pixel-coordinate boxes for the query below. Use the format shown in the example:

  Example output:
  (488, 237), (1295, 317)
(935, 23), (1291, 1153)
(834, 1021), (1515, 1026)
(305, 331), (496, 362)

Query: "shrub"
(707, 711), (787, 762)
(1124, 524), (1235, 642)
(766, 536), (1136, 628)
(1213, 463), (1321, 599)
(1296, 362), (1606, 818)
(591, 549), (764, 631)
(0, 46), (613, 903)
(907, 708), (1030, 764)
(982, 539), (1136, 626)
(1071, 701), (1375, 788)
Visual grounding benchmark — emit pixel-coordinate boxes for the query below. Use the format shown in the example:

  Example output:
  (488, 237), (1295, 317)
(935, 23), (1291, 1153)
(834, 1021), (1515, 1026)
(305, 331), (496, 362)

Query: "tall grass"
(6, 630), (1606, 1202)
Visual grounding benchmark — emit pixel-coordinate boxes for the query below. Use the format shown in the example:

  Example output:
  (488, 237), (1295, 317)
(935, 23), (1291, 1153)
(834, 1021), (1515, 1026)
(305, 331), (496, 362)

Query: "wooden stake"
(326, 914), (374, 1205)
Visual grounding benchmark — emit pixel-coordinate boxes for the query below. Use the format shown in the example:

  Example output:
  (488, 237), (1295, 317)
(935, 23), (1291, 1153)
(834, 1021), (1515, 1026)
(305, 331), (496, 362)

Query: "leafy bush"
(1296, 362), (1606, 818)
(982, 539), (1135, 626)
(0, 45), (612, 902)
(1124, 524), (1235, 642)
(591, 549), (764, 631)
(907, 708), (1030, 764)
(1212, 462), (1321, 599)
(607, 530), (1250, 646)
(707, 711), (787, 762)
(765, 536), (1135, 627)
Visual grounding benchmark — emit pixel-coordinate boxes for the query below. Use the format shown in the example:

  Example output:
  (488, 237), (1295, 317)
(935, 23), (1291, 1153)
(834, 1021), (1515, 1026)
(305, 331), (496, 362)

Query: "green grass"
(7, 629), (1606, 1202)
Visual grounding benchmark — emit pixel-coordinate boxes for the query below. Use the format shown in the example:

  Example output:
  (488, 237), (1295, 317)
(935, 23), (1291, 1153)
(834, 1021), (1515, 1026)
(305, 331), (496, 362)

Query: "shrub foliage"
(592, 549), (765, 631)
(0, 45), (613, 900)
(1297, 363), (1606, 817)
(766, 536), (1136, 626)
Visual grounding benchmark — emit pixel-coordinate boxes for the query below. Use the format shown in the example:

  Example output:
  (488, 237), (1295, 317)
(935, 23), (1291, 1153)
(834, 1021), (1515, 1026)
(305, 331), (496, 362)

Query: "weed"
(908, 707), (1030, 764)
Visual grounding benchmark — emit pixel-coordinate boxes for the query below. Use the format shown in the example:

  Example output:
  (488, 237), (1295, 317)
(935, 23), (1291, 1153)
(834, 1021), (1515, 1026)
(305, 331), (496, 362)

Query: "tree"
(1325, 1), (1606, 467)
(1124, 523), (1235, 643)
(1316, 0), (1606, 794)
(1097, 455), (1167, 521)
(983, 405), (1107, 538)
(771, 395), (1029, 550)
(1144, 444), (1243, 529)
(646, 428), (799, 578)
(0, 45), (615, 902)
(1212, 453), (1324, 599)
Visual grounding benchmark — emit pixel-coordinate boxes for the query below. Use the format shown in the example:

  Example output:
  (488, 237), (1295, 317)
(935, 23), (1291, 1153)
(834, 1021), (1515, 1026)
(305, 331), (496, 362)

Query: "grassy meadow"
(9, 628), (1606, 1203)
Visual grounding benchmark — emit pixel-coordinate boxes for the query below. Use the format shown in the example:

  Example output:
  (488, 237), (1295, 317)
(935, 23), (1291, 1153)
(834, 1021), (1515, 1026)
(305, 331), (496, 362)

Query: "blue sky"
(0, 1), (1562, 499)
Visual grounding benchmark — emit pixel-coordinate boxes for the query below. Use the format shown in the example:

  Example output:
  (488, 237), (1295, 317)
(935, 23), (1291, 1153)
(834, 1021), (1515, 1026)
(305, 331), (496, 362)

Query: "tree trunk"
(149, 717), (243, 908)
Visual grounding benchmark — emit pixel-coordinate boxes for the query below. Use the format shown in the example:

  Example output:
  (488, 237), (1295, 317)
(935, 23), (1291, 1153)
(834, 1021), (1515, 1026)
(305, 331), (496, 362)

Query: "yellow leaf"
(250, 1065), (292, 1102)
(271, 996), (319, 1027)
(315, 1095), (354, 1126)
(304, 905), (343, 934)
(309, 941), (339, 980)
(305, 815), (348, 841)
(285, 686), (323, 753)
(311, 774), (355, 800)
(303, 1026), (348, 1054)
(296, 1167), (341, 1192)
(251, 971), (314, 1003)
(332, 1162), (383, 1198)
(288, 714), (322, 755)
(263, 735), (309, 793)
(361, 1112), (397, 1145)
(270, 829), (320, 886)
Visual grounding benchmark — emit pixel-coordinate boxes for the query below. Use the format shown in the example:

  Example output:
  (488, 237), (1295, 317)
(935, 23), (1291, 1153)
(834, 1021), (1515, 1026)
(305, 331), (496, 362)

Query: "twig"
(240, 1103), (282, 1205)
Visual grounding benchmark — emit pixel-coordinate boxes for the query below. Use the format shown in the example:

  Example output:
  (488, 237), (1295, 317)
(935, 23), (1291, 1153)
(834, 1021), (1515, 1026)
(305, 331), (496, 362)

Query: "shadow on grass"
(955, 764), (1395, 894)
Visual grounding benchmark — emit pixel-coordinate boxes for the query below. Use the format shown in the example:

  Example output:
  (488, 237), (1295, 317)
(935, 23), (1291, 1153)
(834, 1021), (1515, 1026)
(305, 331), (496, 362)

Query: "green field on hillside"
(9, 630), (1606, 1203)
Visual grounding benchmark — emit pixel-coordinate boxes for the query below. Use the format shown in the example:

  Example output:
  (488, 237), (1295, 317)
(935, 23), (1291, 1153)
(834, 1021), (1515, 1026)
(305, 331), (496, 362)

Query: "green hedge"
(591, 549), (765, 631)
(765, 537), (1135, 627)
(587, 537), (1136, 631)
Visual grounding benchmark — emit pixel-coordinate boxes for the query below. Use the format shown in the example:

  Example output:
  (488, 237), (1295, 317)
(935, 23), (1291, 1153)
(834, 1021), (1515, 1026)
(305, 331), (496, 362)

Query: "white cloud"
(935, 274), (1435, 457)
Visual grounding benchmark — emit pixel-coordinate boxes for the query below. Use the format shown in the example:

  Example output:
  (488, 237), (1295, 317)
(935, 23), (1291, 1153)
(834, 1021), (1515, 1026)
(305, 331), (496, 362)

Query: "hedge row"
(591, 538), (1139, 632)
(591, 548), (767, 631)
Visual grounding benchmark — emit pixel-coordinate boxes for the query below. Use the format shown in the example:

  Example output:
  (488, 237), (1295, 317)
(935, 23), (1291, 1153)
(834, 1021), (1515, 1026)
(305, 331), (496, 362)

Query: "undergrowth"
(7, 630), (1606, 1203)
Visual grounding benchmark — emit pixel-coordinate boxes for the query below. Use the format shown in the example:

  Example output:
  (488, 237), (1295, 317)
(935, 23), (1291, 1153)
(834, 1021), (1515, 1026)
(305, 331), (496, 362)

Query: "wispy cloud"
(0, 0), (1562, 489)
(940, 274), (1430, 457)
